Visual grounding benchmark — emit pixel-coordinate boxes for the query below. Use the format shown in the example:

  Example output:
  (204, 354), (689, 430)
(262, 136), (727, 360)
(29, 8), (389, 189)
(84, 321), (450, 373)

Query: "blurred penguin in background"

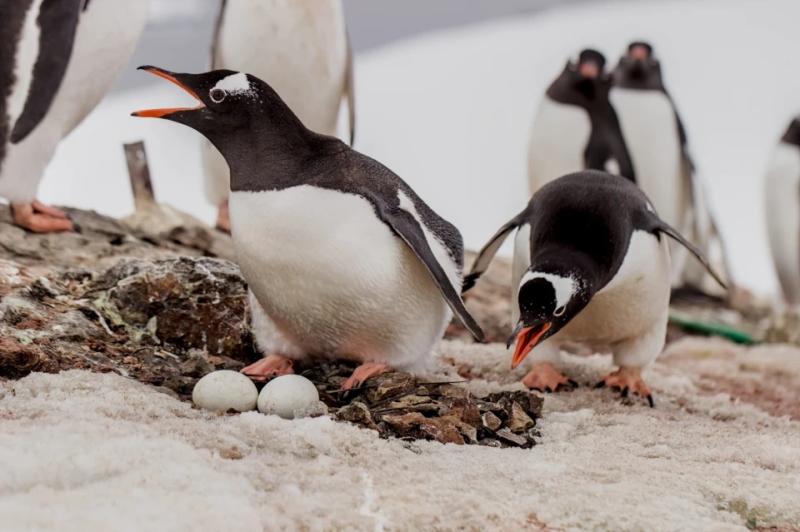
(611, 41), (730, 295)
(765, 117), (800, 305)
(0, 0), (148, 232)
(205, 0), (355, 232)
(527, 48), (634, 194)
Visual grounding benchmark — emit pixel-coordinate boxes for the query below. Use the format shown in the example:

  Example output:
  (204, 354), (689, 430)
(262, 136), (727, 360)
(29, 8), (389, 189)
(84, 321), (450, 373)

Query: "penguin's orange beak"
(132, 66), (205, 118)
(510, 322), (552, 369)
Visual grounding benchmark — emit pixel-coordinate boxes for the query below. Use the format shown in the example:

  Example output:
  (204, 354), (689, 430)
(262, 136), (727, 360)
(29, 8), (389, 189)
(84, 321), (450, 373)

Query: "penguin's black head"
(508, 271), (589, 369)
(617, 42), (660, 81)
(132, 66), (302, 151)
(577, 49), (606, 79)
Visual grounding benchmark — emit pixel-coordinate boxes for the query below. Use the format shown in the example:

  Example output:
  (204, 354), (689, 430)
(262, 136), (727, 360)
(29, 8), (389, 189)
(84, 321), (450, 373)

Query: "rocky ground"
(1, 206), (799, 530)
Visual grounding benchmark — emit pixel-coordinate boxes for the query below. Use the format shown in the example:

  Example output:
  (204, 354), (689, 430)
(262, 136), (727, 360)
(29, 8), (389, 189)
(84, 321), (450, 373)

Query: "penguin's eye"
(209, 88), (226, 103)
(553, 305), (566, 317)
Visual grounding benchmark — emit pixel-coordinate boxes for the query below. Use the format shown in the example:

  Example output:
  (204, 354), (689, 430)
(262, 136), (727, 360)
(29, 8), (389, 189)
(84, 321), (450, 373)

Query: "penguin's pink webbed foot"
(522, 361), (576, 392)
(597, 367), (654, 407)
(341, 362), (389, 391)
(241, 354), (294, 382)
(11, 200), (73, 233)
(216, 199), (231, 234)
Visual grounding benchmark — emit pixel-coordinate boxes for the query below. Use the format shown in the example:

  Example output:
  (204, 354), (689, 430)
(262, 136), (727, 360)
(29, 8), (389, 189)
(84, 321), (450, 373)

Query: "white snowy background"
(37, 0), (800, 297)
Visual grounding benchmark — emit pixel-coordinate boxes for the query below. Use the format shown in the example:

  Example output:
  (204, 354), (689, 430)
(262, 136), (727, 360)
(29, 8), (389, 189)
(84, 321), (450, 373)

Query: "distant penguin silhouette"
(203, 0), (355, 232)
(611, 41), (730, 294)
(765, 117), (800, 304)
(0, 0), (147, 232)
(527, 49), (634, 194)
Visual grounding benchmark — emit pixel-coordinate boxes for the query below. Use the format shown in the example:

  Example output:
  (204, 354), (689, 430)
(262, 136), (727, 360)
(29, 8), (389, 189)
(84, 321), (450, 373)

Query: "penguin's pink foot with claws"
(596, 366), (654, 407)
(522, 361), (577, 392)
(241, 354), (294, 382)
(341, 362), (389, 391)
(11, 200), (73, 233)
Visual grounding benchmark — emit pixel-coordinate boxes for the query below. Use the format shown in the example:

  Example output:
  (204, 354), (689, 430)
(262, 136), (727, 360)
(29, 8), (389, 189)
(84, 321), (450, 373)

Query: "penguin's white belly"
(562, 231), (671, 345)
(0, 0), (147, 201)
(229, 186), (453, 369)
(765, 143), (800, 304)
(611, 89), (686, 228)
(527, 97), (591, 193)
(215, 0), (347, 134)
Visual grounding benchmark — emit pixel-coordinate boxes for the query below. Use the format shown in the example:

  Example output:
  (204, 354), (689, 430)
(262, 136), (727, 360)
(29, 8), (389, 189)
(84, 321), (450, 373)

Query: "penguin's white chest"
(610, 89), (686, 227)
(765, 142), (800, 304)
(216, 0), (347, 135)
(527, 97), (591, 192)
(565, 231), (671, 344)
(229, 186), (452, 369)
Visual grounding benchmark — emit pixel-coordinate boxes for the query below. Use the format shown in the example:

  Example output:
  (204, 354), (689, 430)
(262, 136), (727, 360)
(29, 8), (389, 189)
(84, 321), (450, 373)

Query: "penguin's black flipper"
(343, 33), (356, 146)
(654, 219), (728, 290)
(10, 0), (82, 143)
(463, 214), (523, 293)
(374, 202), (485, 343)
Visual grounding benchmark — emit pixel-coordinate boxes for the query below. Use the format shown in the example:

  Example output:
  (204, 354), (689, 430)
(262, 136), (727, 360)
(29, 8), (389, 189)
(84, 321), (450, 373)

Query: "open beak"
(509, 322), (552, 369)
(131, 66), (204, 118)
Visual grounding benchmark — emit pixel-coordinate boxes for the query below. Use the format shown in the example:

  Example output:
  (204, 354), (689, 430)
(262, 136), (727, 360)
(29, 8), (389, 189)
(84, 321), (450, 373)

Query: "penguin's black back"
(0, 0), (33, 167)
(523, 171), (657, 286)
(782, 118), (800, 148)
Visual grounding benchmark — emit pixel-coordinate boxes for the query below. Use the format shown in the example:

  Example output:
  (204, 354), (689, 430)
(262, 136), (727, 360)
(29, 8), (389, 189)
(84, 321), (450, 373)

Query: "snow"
(37, 0), (800, 297)
(1, 338), (799, 530)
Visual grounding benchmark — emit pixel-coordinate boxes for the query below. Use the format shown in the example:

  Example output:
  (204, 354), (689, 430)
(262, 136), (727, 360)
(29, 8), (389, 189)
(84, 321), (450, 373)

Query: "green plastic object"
(668, 311), (756, 345)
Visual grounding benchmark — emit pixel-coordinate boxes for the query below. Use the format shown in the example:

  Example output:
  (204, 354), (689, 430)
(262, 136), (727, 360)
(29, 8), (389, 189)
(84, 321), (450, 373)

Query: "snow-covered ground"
(38, 0), (800, 296)
(2, 339), (799, 531)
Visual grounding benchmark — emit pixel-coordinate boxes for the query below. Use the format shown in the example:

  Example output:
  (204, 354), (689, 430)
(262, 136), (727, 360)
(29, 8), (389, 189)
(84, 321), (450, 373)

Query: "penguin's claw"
(241, 355), (294, 382)
(341, 362), (389, 391)
(522, 362), (575, 393)
(597, 367), (654, 407)
(11, 201), (73, 233)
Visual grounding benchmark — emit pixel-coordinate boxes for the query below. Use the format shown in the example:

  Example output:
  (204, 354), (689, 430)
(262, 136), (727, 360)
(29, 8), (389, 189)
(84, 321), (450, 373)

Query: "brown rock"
(481, 411), (502, 432)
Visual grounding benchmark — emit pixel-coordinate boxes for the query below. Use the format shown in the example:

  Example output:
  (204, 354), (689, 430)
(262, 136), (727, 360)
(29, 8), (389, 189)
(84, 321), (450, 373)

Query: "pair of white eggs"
(192, 370), (322, 419)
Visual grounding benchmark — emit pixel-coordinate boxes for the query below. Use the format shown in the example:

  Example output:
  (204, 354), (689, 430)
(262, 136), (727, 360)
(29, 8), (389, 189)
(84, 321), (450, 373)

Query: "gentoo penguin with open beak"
(0, 0), (148, 232)
(611, 41), (730, 293)
(527, 49), (634, 194)
(133, 67), (483, 389)
(765, 117), (800, 305)
(464, 171), (725, 405)
(204, 0), (355, 232)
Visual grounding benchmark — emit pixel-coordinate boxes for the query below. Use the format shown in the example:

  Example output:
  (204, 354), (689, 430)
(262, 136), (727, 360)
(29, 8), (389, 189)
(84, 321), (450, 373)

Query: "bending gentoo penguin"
(611, 41), (730, 292)
(133, 67), (482, 389)
(204, 0), (355, 232)
(464, 171), (725, 405)
(0, 0), (148, 232)
(765, 117), (800, 304)
(527, 49), (634, 194)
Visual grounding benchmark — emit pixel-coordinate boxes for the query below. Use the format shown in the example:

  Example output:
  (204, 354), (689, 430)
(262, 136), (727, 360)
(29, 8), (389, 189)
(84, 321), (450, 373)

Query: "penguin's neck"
(221, 116), (344, 193)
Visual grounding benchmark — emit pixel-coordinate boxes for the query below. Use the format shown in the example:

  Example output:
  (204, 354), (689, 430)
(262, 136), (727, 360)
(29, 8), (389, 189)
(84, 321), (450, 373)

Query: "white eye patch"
(212, 72), (251, 94)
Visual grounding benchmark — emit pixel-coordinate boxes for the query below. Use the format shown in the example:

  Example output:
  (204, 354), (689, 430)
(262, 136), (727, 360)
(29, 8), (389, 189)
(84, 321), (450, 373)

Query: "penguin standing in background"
(0, 0), (148, 232)
(205, 0), (355, 232)
(464, 171), (725, 404)
(611, 41), (729, 292)
(765, 117), (800, 304)
(133, 67), (482, 388)
(527, 49), (634, 194)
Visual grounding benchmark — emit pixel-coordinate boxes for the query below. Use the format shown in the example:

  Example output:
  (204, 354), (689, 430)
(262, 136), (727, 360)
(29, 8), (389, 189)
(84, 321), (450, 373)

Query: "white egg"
(192, 370), (258, 412)
(257, 374), (322, 419)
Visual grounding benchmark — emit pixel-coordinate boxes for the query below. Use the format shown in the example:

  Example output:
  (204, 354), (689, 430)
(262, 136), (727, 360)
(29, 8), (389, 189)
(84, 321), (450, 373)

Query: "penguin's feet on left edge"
(241, 354), (295, 382)
(522, 362), (578, 393)
(341, 362), (389, 391)
(596, 367), (654, 407)
(11, 200), (73, 233)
